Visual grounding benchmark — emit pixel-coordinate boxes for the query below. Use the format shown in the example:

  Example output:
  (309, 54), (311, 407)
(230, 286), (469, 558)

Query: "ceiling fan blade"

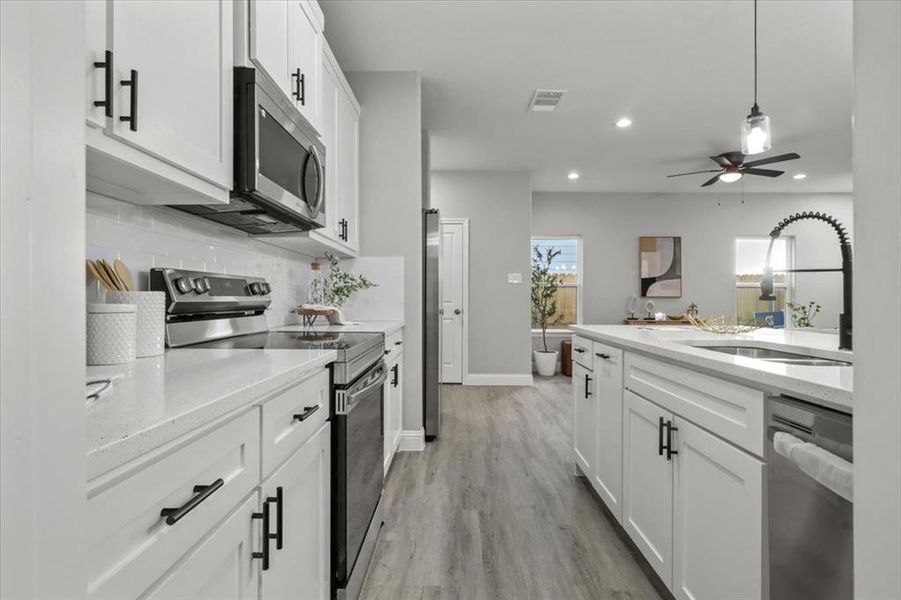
(709, 155), (734, 167)
(743, 168), (784, 177)
(667, 169), (722, 178)
(742, 152), (801, 168)
(701, 175), (721, 187)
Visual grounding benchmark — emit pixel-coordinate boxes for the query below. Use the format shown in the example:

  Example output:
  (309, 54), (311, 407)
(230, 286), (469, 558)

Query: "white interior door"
(439, 220), (466, 383)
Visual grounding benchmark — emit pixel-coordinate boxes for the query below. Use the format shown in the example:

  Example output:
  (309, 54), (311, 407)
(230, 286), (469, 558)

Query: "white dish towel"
(773, 431), (853, 502)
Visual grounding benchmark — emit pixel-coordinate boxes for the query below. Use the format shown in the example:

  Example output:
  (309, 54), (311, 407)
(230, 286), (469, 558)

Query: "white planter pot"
(534, 350), (558, 377)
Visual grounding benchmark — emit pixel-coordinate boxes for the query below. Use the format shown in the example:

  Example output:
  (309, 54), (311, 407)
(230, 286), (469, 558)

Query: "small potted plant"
(786, 300), (821, 328)
(531, 245), (563, 376)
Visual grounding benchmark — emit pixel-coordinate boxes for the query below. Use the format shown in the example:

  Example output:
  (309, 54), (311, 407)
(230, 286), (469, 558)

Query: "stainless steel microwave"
(173, 67), (326, 235)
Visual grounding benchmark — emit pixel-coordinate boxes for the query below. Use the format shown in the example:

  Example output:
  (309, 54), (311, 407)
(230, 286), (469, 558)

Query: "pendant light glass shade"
(719, 171), (743, 183)
(741, 106), (771, 155)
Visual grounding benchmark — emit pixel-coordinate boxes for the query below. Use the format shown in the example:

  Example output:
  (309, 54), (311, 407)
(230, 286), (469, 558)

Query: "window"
(531, 237), (581, 327)
(735, 236), (793, 323)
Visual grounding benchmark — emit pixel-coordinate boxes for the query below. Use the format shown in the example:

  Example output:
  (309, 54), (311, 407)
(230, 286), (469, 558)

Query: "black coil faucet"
(759, 212), (853, 350)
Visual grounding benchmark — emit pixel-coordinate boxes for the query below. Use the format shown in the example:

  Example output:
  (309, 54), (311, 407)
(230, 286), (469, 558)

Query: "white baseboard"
(398, 428), (425, 452)
(464, 373), (534, 386)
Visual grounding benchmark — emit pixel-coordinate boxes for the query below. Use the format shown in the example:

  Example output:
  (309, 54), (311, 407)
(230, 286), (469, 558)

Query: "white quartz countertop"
(569, 325), (853, 413)
(272, 320), (404, 335)
(86, 348), (336, 480)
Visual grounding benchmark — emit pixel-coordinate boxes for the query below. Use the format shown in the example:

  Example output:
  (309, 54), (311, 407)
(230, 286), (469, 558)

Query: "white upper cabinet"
(288, 1), (322, 131)
(248, 0), (322, 133)
(672, 417), (764, 600)
(85, 0), (233, 205)
(335, 76), (360, 251)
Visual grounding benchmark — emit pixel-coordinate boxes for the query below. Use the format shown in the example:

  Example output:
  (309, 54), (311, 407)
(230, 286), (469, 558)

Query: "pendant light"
(741, 0), (772, 155)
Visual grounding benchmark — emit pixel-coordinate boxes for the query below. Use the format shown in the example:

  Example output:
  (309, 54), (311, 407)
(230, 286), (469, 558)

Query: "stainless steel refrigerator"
(423, 209), (441, 440)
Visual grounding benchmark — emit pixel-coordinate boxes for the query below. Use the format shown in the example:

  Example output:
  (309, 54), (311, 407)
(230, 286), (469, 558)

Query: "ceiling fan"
(667, 151), (801, 187)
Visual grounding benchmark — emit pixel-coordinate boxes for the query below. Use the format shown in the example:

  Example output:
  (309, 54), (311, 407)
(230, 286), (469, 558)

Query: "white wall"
(338, 256), (405, 321)
(852, 1), (901, 597)
(431, 171), (533, 379)
(1, 2), (87, 597)
(86, 193), (315, 327)
(346, 71), (424, 431)
(532, 192), (853, 328)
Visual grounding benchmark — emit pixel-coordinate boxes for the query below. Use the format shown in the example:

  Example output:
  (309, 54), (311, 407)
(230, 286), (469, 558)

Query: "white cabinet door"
(144, 492), (260, 600)
(672, 417), (764, 600)
(249, 0), (291, 98)
(86, 0), (108, 129)
(622, 390), (673, 588)
(261, 423), (330, 600)
(335, 85), (359, 251)
(572, 362), (596, 477)
(288, 1), (321, 130)
(592, 345), (624, 522)
(108, 0), (232, 188)
(383, 360), (394, 472)
(319, 54), (341, 244)
(390, 352), (403, 462)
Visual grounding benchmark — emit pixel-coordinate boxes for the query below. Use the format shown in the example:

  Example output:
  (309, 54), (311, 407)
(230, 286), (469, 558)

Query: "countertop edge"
(569, 325), (853, 413)
(86, 351), (337, 482)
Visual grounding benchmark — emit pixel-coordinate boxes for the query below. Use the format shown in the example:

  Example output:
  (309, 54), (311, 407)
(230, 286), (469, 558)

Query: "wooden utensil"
(99, 259), (124, 291)
(87, 260), (115, 292)
(114, 259), (134, 291)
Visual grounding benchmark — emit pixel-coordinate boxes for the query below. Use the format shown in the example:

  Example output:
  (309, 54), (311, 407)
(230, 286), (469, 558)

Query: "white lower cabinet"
(572, 361), (596, 477)
(144, 492), (261, 600)
(591, 344), (624, 521)
(384, 350), (403, 472)
(672, 417), (764, 600)
(260, 423), (331, 600)
(622, 390), (674, 588)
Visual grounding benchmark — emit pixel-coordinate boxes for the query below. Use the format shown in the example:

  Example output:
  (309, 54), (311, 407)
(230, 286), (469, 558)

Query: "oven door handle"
(340, 366), (387, 414)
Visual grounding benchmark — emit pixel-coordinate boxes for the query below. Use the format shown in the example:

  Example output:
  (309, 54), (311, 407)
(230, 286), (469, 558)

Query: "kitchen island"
(568, 324), (853, 600)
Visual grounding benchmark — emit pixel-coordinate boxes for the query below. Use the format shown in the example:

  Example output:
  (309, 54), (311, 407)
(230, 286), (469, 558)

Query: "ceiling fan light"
(741, 108), (772, 155)
(719, 171), (743, 183)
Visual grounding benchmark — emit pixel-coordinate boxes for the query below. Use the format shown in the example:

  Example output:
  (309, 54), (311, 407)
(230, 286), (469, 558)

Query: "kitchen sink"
(697, 345), (852, 367)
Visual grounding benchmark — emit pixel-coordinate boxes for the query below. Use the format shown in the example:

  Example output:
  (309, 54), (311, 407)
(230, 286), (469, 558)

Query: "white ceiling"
(321, 0), (853, 193)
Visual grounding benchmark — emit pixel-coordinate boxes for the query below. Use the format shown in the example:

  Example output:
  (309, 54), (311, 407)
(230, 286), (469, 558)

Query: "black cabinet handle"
(119, 69), (138, 131)
(252, 498), (271, 570)
(574, 348), (585, 354)
(267, 487), (283, 550)
(293, 404), (320, 422)
(395, 341), (403, 346)
(391, 364), (399, 387)
(665, 420), (679, 460)
(292, 68), (306, 105)
(384, 349), (390, 356)
(160, 478), (224, 525)
(93, 50), (113, 117)
(584, 374), (592, 398)
(338, 219), (348, 242)
(595, 352), (611, 360)
(658, 417), (665, 456)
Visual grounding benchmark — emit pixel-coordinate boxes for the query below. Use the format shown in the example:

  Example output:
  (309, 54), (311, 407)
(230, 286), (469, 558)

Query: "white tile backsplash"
(86, 192), (315, 327)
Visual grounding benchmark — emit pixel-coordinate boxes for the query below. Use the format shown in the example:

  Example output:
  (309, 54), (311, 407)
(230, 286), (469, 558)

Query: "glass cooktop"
(190, 331), (382, 353)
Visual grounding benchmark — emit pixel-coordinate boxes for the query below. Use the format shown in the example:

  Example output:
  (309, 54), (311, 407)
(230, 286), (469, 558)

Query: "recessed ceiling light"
(616, 117), (633, 128)
(719, 171), (743, 183)
(793, 173), (807, 180)
(567, 171), (580, 180)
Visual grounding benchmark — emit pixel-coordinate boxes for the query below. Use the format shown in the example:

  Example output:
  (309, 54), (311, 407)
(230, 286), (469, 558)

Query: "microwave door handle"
(306, 145), (324, 218)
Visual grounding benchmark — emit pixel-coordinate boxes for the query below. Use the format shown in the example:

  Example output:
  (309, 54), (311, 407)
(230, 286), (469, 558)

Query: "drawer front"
(87, 408), (260, 599)
(385, 328), (404, 358)
(572, 335), (593, 369)
(624, 353), (764, 456)
(261, 368), (330, 476)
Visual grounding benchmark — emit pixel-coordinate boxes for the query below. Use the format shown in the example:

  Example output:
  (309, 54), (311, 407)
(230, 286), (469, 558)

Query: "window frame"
(531, 235), (582, 331)
(734, 235), (795, 317)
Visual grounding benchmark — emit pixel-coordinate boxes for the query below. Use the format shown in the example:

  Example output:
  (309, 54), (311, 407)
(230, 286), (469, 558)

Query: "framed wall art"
(640, 236), (682, 297)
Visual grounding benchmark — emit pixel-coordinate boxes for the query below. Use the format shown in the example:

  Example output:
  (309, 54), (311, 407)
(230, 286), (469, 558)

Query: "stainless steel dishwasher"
(767, 395), (853, 600)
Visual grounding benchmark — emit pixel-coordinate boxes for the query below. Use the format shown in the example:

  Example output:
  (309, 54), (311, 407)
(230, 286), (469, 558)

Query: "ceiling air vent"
(527, 89), (566, 112)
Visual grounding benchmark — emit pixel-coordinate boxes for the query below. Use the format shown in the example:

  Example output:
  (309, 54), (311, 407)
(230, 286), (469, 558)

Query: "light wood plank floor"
(359, 376), (666, 600)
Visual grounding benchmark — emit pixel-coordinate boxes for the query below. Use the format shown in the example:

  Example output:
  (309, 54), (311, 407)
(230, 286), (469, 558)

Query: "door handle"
(658, 417), (665, 456)
(252, 498), (271, 570)
(160, 479), (224, 526)
(391, 363), (399, 387)
(119, 69), (138, 131)
(93, 50), (113, 117)
(291, 68), (305, 105)
(454, 308), (462, 315)
(665, 420), (679, 460)
(266, 487), (283, 550)
(585, 374), (592, 398)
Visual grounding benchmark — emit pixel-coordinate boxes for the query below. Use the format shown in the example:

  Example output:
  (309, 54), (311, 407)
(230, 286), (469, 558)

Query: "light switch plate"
(507, 272), (522, 284)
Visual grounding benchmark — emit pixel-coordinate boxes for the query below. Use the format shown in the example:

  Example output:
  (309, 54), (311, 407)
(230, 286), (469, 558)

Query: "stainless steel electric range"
(150, 268), (386, 600)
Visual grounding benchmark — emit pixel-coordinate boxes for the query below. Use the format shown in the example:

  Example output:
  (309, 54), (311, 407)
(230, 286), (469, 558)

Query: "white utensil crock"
(87, 303), (136, 365)
(107, 291), (166, 357)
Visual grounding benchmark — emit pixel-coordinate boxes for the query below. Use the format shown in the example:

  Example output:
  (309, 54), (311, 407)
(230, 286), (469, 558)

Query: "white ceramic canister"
(87, 303), (137, 365)
(106, 291), (166, 357)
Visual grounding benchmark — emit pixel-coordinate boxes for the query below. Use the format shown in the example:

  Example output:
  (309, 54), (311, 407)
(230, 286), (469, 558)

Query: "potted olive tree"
(531, 245), (563, 376)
